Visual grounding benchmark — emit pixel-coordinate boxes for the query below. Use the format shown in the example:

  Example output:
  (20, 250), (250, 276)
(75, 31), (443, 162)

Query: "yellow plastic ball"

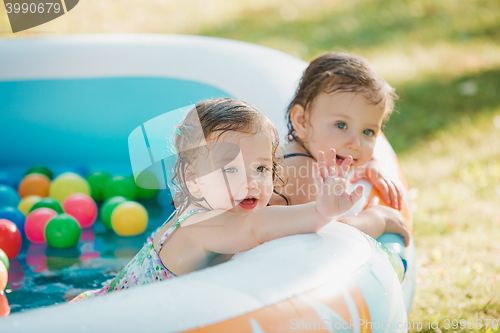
(18, 195), (42, 216)
(49, 173), (91, 203)
(111, 201), (148, 236)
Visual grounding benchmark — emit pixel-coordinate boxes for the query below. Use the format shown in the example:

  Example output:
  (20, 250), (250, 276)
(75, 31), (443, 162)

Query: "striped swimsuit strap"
(156, 208), (208, 251)
(283, 152), (314, 159)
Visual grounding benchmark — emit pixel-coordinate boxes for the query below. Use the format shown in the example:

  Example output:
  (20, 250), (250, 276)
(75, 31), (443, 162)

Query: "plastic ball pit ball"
(0, 291), (10, 317)
(29, 197), (63, 214)
(62, 193), (97, 228)
(0, 261), (7, 291)
(103, 176), (136, 201)
(0, 249), (8, 272)
(44, 214), (81, 249)
(18, 173), (51, 198)
(111, 201), (148, 236)
(0, 171), (18, 189)
(25, 208), (58, 244)
(18, 195), (42, 216)
(0, 207), (26, 238)
(86, 171), (111, 201)
(100, 196), (128, 230)
(25, 166), (53, 180)
(0, 185), (20, 208)
(133, 172), (159, 200)
(49, 173), (91, 203)
(0, 219), (22, 259)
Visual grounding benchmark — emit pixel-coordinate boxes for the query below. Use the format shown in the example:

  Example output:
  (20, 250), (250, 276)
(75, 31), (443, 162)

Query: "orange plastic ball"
(18, 174), (50, 198)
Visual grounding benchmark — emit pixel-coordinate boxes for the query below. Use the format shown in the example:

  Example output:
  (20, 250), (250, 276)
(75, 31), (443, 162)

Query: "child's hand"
(366, 196), (410, 246)
(350, 158), (403, 210)
(313, 149), (363, 221)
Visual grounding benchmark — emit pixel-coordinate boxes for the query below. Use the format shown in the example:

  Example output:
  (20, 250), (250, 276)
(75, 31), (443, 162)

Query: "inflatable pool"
(0, 35), (416, 332)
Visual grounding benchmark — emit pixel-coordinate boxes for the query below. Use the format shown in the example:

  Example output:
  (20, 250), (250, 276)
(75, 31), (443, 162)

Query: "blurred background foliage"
(1, 0), (499, 331)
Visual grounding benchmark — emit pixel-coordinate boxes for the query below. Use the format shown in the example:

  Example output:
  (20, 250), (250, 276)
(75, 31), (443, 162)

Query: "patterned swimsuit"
(71, 209), (206, 302)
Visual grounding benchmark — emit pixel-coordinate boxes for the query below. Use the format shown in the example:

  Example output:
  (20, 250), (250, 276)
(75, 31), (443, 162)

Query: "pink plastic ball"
(62, 193), (97, 228)
(24, 208), (58, 243)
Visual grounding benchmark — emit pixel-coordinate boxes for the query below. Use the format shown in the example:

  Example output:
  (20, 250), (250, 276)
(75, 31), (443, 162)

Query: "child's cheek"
(264, 179), (274, 200)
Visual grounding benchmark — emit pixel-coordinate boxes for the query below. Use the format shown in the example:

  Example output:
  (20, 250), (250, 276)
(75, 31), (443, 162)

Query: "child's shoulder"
(280, 141), (315, 169)
(272, 141), (317, 205)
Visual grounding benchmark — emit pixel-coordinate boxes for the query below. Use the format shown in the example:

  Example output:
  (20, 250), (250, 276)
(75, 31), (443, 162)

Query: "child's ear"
(185, 166), (202, 198)
(290, 104), (308, 140)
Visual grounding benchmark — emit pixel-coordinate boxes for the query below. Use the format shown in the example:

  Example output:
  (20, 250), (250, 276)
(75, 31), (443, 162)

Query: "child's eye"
(363, 129), (375, 136)
(223, 167), (238, 173)
(257, 166), (270, 173)
(336, 122), (347, 130)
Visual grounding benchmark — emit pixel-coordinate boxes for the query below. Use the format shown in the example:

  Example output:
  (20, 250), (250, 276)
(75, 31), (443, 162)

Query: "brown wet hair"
(286, 52), (398, 143)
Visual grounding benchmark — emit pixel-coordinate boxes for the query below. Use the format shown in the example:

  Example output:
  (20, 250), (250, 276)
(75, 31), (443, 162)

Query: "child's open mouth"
(335, 155), (357, 166)
(237, 197), (258, 209)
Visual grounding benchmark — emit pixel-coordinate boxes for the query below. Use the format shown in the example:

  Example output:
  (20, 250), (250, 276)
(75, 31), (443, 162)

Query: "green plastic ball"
(0, 249), (9, 272)
(25, 166), (53, 180)
(44, 214), (81, 249)
(100, 196), (128, 230)
(86, 171), (112, 201)
(29, 197), (64, 214)
(103, 176), (136, 200)
(132, 172), (159, 200)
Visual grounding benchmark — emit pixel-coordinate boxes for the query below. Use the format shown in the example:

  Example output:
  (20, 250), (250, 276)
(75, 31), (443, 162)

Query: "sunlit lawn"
(2, 0), (500, 331)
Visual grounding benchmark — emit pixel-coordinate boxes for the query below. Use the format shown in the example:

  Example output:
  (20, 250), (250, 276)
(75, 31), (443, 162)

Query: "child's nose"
(246, 176), (258, 189)
(346, 134), (361, 151)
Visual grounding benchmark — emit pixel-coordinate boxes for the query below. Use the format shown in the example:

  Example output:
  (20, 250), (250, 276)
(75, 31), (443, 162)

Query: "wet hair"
(171, 98), (286, 213)
(285, 52), (398, 143)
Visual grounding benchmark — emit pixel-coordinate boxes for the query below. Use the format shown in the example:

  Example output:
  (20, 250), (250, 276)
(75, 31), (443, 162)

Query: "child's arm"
(187, 149), (363, 254)
(338, 196), (410, 246)
(350, 157), (403, 210)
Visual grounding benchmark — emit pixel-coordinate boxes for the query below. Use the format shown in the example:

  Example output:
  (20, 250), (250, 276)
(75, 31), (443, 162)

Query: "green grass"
(402, 111), (500, 332)
(2, 0), (500, 331)
(385, 68), (500, 152)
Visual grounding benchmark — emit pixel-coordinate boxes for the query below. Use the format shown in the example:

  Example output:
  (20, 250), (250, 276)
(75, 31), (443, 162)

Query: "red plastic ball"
(24, 208), (58, 244)
(0, 219), (22, 259)
(62, 193), (97, 228)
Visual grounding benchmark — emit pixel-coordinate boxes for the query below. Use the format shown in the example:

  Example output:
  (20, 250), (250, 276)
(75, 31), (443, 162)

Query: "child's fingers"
(312, 162), (323, 190)
(350, 166), (365, 183)
(327, 148), (336, 174)
(321, 164), (329, 180)
(349, 186), (364, 204)
(312, 162), (320, 179)
(329, 176), (347, 196)
(372, 178), (391, 205)
(317, 150), (325, 166)
(394, 182), (404, 211)
(338, 156), (352, 179)
(389, 182), (399, 210)
(317, 150), (329, 180)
